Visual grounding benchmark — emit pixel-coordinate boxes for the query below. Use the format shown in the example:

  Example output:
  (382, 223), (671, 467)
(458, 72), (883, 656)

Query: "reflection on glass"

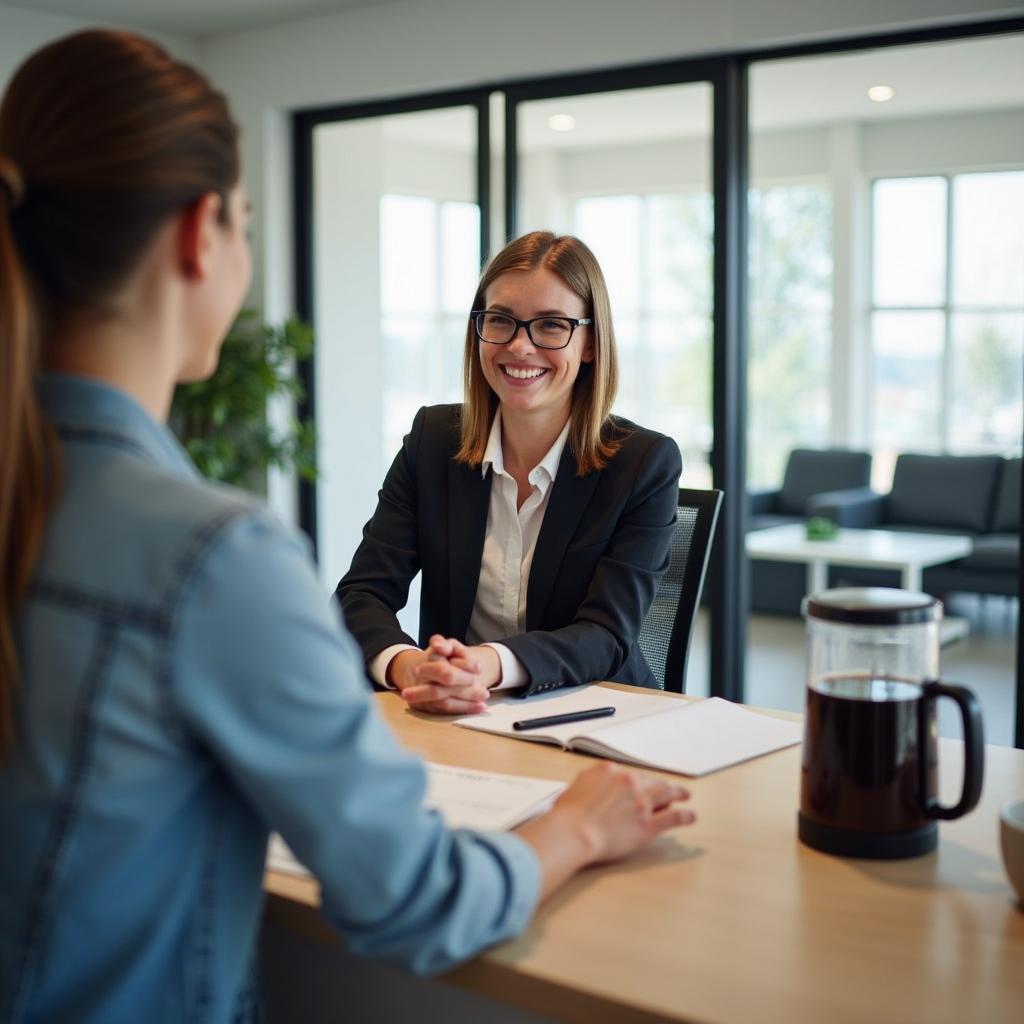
(872, 177), (946, 307)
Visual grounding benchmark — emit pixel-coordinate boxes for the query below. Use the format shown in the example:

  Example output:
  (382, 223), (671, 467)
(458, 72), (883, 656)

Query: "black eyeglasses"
(471, 310), (593, 350)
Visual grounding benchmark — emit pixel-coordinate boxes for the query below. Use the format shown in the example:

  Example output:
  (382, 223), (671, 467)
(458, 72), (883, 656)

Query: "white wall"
(0, 4), (199, 86)
(204, 0), (1024, 316)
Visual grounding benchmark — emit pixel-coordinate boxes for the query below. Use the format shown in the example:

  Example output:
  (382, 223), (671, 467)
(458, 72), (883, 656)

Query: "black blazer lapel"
(527, 448), (601, 630)
(447, 457), (492, 637)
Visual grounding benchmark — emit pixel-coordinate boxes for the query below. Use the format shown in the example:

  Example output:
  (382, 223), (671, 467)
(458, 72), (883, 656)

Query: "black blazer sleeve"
(502, 432), (681, 695)
(335, 407), (427, 668)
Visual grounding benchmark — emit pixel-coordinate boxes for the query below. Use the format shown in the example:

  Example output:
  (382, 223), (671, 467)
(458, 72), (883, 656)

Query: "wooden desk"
(265, 686), (1024, 1024)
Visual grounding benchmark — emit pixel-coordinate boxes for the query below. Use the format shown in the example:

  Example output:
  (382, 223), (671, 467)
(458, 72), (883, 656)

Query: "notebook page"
(575, 697), (802, 777)
(423, 763), (566, 831)
(266, 764), (567, 877)
(455, 684), (684, 745)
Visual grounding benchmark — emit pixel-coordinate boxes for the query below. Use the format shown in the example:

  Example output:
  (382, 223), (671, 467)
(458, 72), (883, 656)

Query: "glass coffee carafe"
(799, 588), (984, 859)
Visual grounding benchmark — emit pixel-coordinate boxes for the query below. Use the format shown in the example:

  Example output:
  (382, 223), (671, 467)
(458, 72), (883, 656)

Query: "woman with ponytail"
(0, 31), (694, 1022)
(0, 149), (58, 757)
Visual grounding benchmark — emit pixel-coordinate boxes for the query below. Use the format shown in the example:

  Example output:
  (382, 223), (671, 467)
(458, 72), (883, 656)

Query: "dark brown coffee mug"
(799, 674), (984, 858)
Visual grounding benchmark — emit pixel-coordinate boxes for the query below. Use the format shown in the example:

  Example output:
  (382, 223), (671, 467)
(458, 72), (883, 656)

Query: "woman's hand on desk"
(392, 636), (499, 715)
(516, 763), (695, 902)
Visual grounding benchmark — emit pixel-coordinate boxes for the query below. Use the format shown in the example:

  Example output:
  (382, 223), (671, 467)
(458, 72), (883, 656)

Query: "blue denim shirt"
(0, 375), (539, 1023)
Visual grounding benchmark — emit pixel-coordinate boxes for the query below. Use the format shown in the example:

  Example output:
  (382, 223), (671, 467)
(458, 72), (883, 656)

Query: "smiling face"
(478, 266), (594, 428)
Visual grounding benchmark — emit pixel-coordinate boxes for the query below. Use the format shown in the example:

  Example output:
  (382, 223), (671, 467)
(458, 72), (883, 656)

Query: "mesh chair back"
(637, 488), (722, 693)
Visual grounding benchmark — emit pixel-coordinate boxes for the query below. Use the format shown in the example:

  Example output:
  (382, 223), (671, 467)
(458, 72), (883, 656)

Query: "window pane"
(747, 183), (833, 488)
(872, 311), (944, 460)
(647, 193), (712, 315)
(380, 194), (436, 313)
(872, 178), (947, 307)
(953, 172), (1024, 307)
(950, 312), (1024, 453)
(749, 184), (832, 313)
(573, 195), (641, 313)
(516, 81), (713, 691)
(313, 105), (477, 600)
(381, 316), (434, 455)
(650, 314), (712, 488)
(441, 201), (481, 313)
(748, 311), (831, 488)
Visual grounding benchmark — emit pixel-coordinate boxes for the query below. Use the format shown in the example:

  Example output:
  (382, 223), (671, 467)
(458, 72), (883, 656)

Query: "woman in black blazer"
(337, 231), (682, 714)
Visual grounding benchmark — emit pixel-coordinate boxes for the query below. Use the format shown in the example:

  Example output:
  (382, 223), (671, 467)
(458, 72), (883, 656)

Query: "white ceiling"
(0, 0), (389, 36)
(378, 34), (1024, 153)
(8, 4), (1023, 147)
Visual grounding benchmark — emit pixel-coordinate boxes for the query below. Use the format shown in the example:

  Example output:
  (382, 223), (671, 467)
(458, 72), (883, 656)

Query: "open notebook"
(266, 762), (566, 877)
(455, 686), (802, 777)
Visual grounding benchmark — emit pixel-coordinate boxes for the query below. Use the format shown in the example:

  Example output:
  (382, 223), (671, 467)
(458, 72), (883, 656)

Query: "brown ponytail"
(0, 30), (240, 755)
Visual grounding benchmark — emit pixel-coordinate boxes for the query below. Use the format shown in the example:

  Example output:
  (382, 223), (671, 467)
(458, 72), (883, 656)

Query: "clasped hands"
(387, 635), (500, 715)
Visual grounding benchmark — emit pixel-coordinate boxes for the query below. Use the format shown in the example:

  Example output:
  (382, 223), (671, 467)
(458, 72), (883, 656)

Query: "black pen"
(512, 706), (617, 731)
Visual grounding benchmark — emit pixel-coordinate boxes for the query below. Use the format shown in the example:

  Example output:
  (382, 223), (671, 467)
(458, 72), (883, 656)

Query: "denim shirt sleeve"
(169, 509), (540, 975)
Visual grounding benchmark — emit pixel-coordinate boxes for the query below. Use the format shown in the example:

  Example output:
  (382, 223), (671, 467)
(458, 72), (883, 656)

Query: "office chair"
(637, 487), (723, 694)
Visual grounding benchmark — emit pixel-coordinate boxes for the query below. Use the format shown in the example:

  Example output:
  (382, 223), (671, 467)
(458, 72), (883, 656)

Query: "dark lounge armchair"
(748, 448), (873, 532)
(748, 448), (873, 614)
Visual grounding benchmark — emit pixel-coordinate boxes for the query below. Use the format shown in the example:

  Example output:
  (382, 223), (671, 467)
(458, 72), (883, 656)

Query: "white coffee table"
(746, 524), (973, 642)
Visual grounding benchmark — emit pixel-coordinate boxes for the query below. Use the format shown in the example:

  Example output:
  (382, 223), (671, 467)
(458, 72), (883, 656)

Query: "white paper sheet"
(265, 763), (566, 878)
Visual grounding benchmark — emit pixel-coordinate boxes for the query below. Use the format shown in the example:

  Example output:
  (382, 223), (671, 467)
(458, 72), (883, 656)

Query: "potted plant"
(170, 309), (317, 490)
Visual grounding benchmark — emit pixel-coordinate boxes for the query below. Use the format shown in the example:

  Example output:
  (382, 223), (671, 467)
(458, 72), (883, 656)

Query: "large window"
(871, 170), (1024, 482)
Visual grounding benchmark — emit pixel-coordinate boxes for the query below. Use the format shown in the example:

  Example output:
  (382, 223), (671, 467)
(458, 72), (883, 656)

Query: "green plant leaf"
(169, 309), (318, 490)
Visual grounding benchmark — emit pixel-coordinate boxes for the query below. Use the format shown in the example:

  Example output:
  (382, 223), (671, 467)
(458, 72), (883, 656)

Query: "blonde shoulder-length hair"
(455, 231), (624, 476)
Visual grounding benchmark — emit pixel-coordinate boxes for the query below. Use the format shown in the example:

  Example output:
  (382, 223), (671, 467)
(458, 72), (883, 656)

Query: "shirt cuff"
(483, 642), (527, 691)
(469, 829), (542, 939)
(370, 643), (419, 688)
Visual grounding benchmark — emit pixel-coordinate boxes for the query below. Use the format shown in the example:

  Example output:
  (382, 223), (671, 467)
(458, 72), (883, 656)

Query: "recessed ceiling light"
(547, 113), (576, 132)
(868, 85), (895, 103)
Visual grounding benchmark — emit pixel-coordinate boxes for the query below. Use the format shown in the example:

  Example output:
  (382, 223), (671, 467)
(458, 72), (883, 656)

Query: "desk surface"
(265, 685), (1024, 1024)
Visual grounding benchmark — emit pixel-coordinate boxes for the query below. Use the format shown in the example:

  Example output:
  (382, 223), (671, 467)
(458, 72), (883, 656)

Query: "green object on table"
(806, 516), (839, 540)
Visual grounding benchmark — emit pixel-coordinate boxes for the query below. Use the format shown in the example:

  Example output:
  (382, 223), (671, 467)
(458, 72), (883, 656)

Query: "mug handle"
(921, 680), (985, 821)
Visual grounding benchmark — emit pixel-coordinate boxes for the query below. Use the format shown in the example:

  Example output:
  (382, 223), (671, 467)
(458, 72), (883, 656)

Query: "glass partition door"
(510, 79), (718, 697)
(308, 103), (485, 634)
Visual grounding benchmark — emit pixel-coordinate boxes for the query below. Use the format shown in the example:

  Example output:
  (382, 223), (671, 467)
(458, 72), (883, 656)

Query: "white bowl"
(1000, 799), (1024, 906)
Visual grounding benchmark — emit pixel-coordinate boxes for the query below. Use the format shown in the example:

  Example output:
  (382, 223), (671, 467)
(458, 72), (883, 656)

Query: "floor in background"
(685, 595), (1019, 748)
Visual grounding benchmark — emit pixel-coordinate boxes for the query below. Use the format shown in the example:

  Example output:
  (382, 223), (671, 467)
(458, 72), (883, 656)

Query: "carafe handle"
(921, 680), (984, 821)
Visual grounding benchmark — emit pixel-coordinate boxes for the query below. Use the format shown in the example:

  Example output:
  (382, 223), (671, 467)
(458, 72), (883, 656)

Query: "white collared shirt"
(373, 411), (570, 691)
